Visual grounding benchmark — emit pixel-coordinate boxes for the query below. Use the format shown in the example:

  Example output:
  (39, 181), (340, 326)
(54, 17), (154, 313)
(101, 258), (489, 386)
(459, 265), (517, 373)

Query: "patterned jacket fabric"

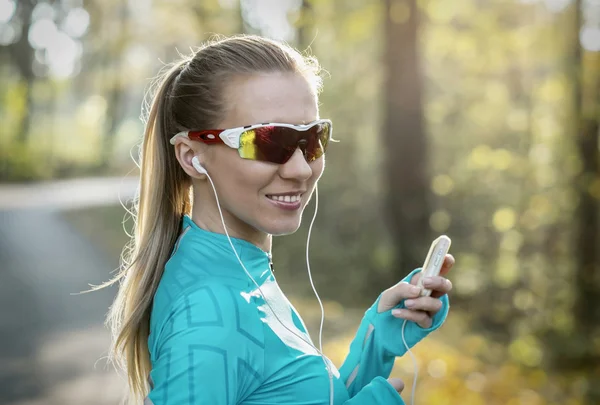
(145, 215), (449, 404)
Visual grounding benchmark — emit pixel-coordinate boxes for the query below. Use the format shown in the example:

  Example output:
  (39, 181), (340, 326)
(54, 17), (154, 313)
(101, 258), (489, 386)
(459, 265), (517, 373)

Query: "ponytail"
(100, 60), (192, 403)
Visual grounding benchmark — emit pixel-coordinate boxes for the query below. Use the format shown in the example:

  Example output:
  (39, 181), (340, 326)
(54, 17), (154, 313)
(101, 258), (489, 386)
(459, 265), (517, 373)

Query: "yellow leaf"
(431, 174), (454, 196)
(492, 207), (516, 232)
(430, 210), (451, 232)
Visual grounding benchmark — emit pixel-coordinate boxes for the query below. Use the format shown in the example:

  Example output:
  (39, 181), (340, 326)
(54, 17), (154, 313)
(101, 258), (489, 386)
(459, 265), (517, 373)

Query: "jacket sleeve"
(146, 284), (265, 404)
(342, 376), (406, 404)
(339, 268), (450, 397)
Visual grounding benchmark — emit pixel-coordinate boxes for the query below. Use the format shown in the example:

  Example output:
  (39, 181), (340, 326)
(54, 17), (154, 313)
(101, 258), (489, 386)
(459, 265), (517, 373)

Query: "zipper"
(268, 252), (274, 273)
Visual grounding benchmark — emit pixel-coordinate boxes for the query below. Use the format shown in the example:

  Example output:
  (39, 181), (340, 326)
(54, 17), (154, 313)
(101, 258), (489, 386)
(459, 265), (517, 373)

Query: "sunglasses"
(170, 119), (334, 164)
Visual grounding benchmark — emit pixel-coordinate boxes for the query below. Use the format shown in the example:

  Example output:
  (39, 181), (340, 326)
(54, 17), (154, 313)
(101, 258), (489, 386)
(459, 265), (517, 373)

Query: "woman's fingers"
(378, 254), (454, 313)
(424, 276), (453, 298)
(410, 254), (455, 286)
(377, 282), (422, 313)
(439, 253), (455, 276)
(403, 296), (443, 313)
(391, 308), (433, 329)
(387, 378), (405, 394)
(379, 277), (452, 313)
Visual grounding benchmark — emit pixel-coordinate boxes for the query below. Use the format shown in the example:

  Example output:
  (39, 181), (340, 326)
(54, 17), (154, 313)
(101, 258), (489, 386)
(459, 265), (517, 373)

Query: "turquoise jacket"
(146, 215), (449, 404)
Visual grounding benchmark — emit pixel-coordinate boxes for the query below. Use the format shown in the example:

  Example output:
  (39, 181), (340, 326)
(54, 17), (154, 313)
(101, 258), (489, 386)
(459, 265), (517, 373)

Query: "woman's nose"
(278, 148), (312, 181)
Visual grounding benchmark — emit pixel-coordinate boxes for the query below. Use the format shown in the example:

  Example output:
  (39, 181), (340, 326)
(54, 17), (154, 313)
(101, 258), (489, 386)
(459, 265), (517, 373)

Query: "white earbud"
(192, 156), (208, 175)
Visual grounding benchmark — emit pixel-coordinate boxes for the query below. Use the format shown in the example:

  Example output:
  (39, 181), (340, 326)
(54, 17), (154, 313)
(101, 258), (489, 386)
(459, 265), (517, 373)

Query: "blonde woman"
(103, 35), (454, 404)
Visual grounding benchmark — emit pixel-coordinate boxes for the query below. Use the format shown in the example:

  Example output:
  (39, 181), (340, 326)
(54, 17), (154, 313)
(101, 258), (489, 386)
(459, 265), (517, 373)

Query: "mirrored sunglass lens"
(318, 122), (330, 150)
(239, 127), (294, 163)
(305, 122), (330, 161)
(238, 122), (331, 163)
(239, 129), (259, 160)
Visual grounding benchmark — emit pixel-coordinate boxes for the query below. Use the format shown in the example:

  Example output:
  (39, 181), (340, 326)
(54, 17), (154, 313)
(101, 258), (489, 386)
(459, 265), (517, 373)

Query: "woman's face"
(195, 72), (324, 240)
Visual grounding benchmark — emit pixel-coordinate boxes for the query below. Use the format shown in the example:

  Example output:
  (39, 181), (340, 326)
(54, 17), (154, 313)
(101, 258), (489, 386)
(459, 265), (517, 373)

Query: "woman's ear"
(173, 138), (207, 179)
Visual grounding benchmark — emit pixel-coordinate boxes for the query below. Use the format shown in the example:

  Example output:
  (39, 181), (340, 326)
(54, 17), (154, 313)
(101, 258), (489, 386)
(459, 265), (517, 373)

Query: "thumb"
(378, 282), (422, 312)
(387, 377), (405, 393)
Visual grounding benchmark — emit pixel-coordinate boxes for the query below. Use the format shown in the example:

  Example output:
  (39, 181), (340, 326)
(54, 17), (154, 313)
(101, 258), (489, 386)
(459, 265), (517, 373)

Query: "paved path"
(0, 177), (137, 404)
(0, 176), (139, 211)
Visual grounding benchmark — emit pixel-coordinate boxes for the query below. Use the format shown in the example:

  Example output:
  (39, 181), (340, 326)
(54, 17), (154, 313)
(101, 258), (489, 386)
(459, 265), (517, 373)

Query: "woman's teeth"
(267, 194), (301, 203)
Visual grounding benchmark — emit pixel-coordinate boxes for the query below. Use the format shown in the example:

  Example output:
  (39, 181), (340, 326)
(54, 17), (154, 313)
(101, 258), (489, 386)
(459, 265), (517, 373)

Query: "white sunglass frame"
(169, 119), (334, 150)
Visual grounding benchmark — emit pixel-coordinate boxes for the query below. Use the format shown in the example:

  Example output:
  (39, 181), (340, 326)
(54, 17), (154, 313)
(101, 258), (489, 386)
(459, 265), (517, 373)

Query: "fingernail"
(391, 309), (405, 317)
(405, 299), (415, 308)
(423, 277), (433, 286)
(410, 286), (421, 295)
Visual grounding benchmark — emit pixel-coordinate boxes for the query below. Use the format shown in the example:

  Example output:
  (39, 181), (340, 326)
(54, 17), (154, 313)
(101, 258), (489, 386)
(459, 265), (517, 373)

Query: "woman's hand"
(376, 255), (454, 328)
(387, 378), (404, 394)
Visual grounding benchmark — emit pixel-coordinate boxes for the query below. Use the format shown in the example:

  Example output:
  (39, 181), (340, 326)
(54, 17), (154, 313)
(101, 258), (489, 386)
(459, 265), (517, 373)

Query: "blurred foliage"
(61, 204), (593, 405)
(4, 0), (599, 403)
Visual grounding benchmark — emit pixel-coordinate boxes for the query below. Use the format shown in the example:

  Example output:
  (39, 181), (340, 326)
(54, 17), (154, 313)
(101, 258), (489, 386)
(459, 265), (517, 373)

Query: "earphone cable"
(205, 173), (335, 405)
(402, 319), (418, 405)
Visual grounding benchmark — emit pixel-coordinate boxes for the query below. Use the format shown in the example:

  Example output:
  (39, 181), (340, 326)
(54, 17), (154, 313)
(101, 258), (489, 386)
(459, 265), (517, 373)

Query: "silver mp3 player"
(416, 235), (451, 297)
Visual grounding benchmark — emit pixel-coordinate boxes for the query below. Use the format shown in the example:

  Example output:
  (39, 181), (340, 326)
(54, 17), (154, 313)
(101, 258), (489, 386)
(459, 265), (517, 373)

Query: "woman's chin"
(261, 217), (302, 237)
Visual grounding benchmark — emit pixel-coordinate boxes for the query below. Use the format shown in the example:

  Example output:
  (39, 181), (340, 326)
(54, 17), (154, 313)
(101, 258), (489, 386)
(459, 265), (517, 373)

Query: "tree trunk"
(9, 0), (35, 144)
(100, 0), (129, 169)
(296, 0), (314, 51)
(382, 0), (431, 278)
(236, 0), (245, 33)
(568, 1), (600, 403)
(574, 12), (600, 405)
(14, 81), (33, 144)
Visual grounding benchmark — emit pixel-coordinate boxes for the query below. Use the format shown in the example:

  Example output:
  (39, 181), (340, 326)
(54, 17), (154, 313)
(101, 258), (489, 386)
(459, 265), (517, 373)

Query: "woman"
(104, 35), (454, 404)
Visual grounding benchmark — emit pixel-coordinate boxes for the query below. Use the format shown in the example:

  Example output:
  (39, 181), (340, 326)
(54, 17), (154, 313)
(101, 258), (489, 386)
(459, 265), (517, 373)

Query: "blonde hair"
(94, 35), (323, 404)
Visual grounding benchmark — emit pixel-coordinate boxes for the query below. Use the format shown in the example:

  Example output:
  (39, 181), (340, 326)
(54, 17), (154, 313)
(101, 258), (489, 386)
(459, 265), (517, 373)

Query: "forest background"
(0, 0), (599, 404)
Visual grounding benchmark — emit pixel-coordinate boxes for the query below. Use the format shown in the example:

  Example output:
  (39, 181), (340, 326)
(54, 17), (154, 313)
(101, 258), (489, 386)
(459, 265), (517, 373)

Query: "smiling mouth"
(266, 194), (303, 203)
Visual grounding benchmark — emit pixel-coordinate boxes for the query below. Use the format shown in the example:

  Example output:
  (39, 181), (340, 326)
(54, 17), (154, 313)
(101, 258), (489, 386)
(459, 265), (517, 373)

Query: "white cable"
(306, 186), (325, 353)
(205, 173), (334, 405)
(304, 185), (334, 405)
(401, 319), (418, 405)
